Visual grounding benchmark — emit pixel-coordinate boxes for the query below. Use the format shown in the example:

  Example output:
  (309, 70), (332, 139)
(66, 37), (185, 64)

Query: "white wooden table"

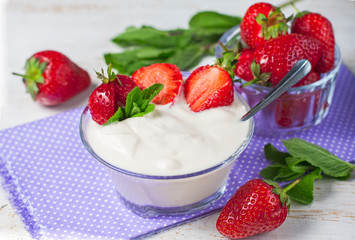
(0, 0), (354, 239)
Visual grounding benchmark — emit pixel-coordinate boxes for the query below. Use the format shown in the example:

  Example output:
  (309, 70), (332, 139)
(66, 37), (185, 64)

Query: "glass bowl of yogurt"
(79, 88), (254, 217)
(216, 26), (341, 136)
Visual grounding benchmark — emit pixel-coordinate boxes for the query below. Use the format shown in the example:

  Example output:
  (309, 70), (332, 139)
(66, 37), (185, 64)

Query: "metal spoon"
(241, 59), (312, 121)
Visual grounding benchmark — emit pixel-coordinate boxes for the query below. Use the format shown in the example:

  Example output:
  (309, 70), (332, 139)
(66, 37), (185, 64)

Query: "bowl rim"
(216, 25), (342, 92)
(79, 92), (254, 180)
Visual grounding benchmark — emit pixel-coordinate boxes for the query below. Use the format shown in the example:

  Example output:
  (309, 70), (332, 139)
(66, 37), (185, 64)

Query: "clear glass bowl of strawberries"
(216, 2), (341, 136)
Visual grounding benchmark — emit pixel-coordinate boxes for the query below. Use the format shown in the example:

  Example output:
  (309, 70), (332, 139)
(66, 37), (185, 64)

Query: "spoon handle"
(241, 59), (312, 121)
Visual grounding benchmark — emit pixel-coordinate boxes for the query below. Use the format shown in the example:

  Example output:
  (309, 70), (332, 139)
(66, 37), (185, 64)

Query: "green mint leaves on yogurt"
(105, 83), (163, 125)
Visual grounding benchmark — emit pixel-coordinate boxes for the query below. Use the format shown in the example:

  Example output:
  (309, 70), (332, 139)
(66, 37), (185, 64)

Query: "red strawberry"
(293, 69), (321, 87)
(184, 65), (234, 112)
(114, 75), (138, 106)
(234, 48), (254, 81)
(131, 63), (182, 105)
(216, 179), (292, 239)
(275, 93), (310, 127)
(291, 12), (335, 73)
(253, 33), (322, 86)
(13, 50), (91, 106)
(240, 2), (288, 49)
(275, 70), (320, 127)
(88, 65), (137, 125)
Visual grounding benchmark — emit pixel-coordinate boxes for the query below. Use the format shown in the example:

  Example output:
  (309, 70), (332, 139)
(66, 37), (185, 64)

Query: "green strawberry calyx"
(215, 41), (238, 80)
(263, 178), (301, 209)
(217, 41), (272, 87)
(242, 61), (271, 87)
(95, 63), (123, 85)
(13, 57), (48, 100)
(255, 8), (290, 40)
(290, 2), (311, 20)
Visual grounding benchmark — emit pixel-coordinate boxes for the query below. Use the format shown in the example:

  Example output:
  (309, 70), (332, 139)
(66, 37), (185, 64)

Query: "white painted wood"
(0, 0), (354, 239)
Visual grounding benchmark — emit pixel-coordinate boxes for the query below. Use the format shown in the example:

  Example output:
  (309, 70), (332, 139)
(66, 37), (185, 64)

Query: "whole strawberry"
(88, 64), (137, 125)
(293, 69), (321, 87)
(240, 2), (288, 49)
(253, 33), (322, 86)
(234, 48), (254, 81)
(291, 12), (335, 73)
(216, 179), (295, 239)
(13, 50), (91, 106)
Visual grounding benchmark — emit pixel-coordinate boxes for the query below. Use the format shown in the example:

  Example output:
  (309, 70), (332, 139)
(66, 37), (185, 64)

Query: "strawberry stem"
(241, 78), (258, 87)
(95, 63), (120, 84)
(215, 49), (238, 80)
(12, 72), (29, 78)
(218, 41), (229, 53)
(283, 178), (301, 193)
(12, 57), (47, 100)
(291, 3), (300, 13)
(277, 0), (301, 9)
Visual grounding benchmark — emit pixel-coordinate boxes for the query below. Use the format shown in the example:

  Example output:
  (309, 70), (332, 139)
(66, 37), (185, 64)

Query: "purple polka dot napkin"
(0, 64), (354, 240)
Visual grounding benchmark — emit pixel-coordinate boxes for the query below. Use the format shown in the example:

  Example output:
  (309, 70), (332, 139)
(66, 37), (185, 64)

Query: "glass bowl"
(79, 92), (254, 217)
(216, 26), (341, 136)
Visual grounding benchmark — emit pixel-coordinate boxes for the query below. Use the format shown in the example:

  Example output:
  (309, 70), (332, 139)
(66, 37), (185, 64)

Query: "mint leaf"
(286, 168), (322, 205)
(260, 165), (282, 180)
(264, 143), (291, 166)
(104, 50), (171, 75)
(104, 83), (163, 125)
(260, 164), (303, 182)
(130, 102), (142, 116)
(125, 87), (142, 117)
(334, 173), (352, 181)
(135, 47), (176, 59)
(132, 104), (155, 118)
(189, 11), (241, 32)
(105, 11), (243, 75)
(166, 44), (205, 70)
(105, 108), (125, 125)
(282, 138), (354, 178)
(141, 83), (164, 103)
(112, 26), (178, 48)
(285, 157), (312, 173)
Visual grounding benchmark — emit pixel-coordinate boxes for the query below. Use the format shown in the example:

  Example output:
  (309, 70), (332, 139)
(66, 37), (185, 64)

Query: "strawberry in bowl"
(216, 2), (341, 136)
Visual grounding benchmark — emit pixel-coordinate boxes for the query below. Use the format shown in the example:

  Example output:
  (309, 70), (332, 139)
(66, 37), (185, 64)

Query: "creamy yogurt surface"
(86, 94), (251, 176)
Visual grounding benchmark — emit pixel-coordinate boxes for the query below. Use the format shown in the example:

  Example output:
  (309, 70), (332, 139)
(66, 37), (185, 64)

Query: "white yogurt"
(86, 93), (250, 176)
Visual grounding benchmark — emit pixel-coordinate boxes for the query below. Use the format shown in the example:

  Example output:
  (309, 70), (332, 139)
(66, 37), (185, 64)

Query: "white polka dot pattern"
(0, 64), (354, 240)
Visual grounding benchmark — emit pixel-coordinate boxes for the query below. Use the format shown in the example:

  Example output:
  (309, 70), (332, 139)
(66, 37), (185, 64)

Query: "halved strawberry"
(131, 63), (182, 105)
(184, 65), (234, 112)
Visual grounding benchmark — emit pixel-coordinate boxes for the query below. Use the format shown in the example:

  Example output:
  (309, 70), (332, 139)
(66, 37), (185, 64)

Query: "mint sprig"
(104, 83), (163, 125)
(282, 138), (354, 178)
(105, 11), (242, 75)
(260, 138), (354, 204)
(286, 168), (322, 205)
